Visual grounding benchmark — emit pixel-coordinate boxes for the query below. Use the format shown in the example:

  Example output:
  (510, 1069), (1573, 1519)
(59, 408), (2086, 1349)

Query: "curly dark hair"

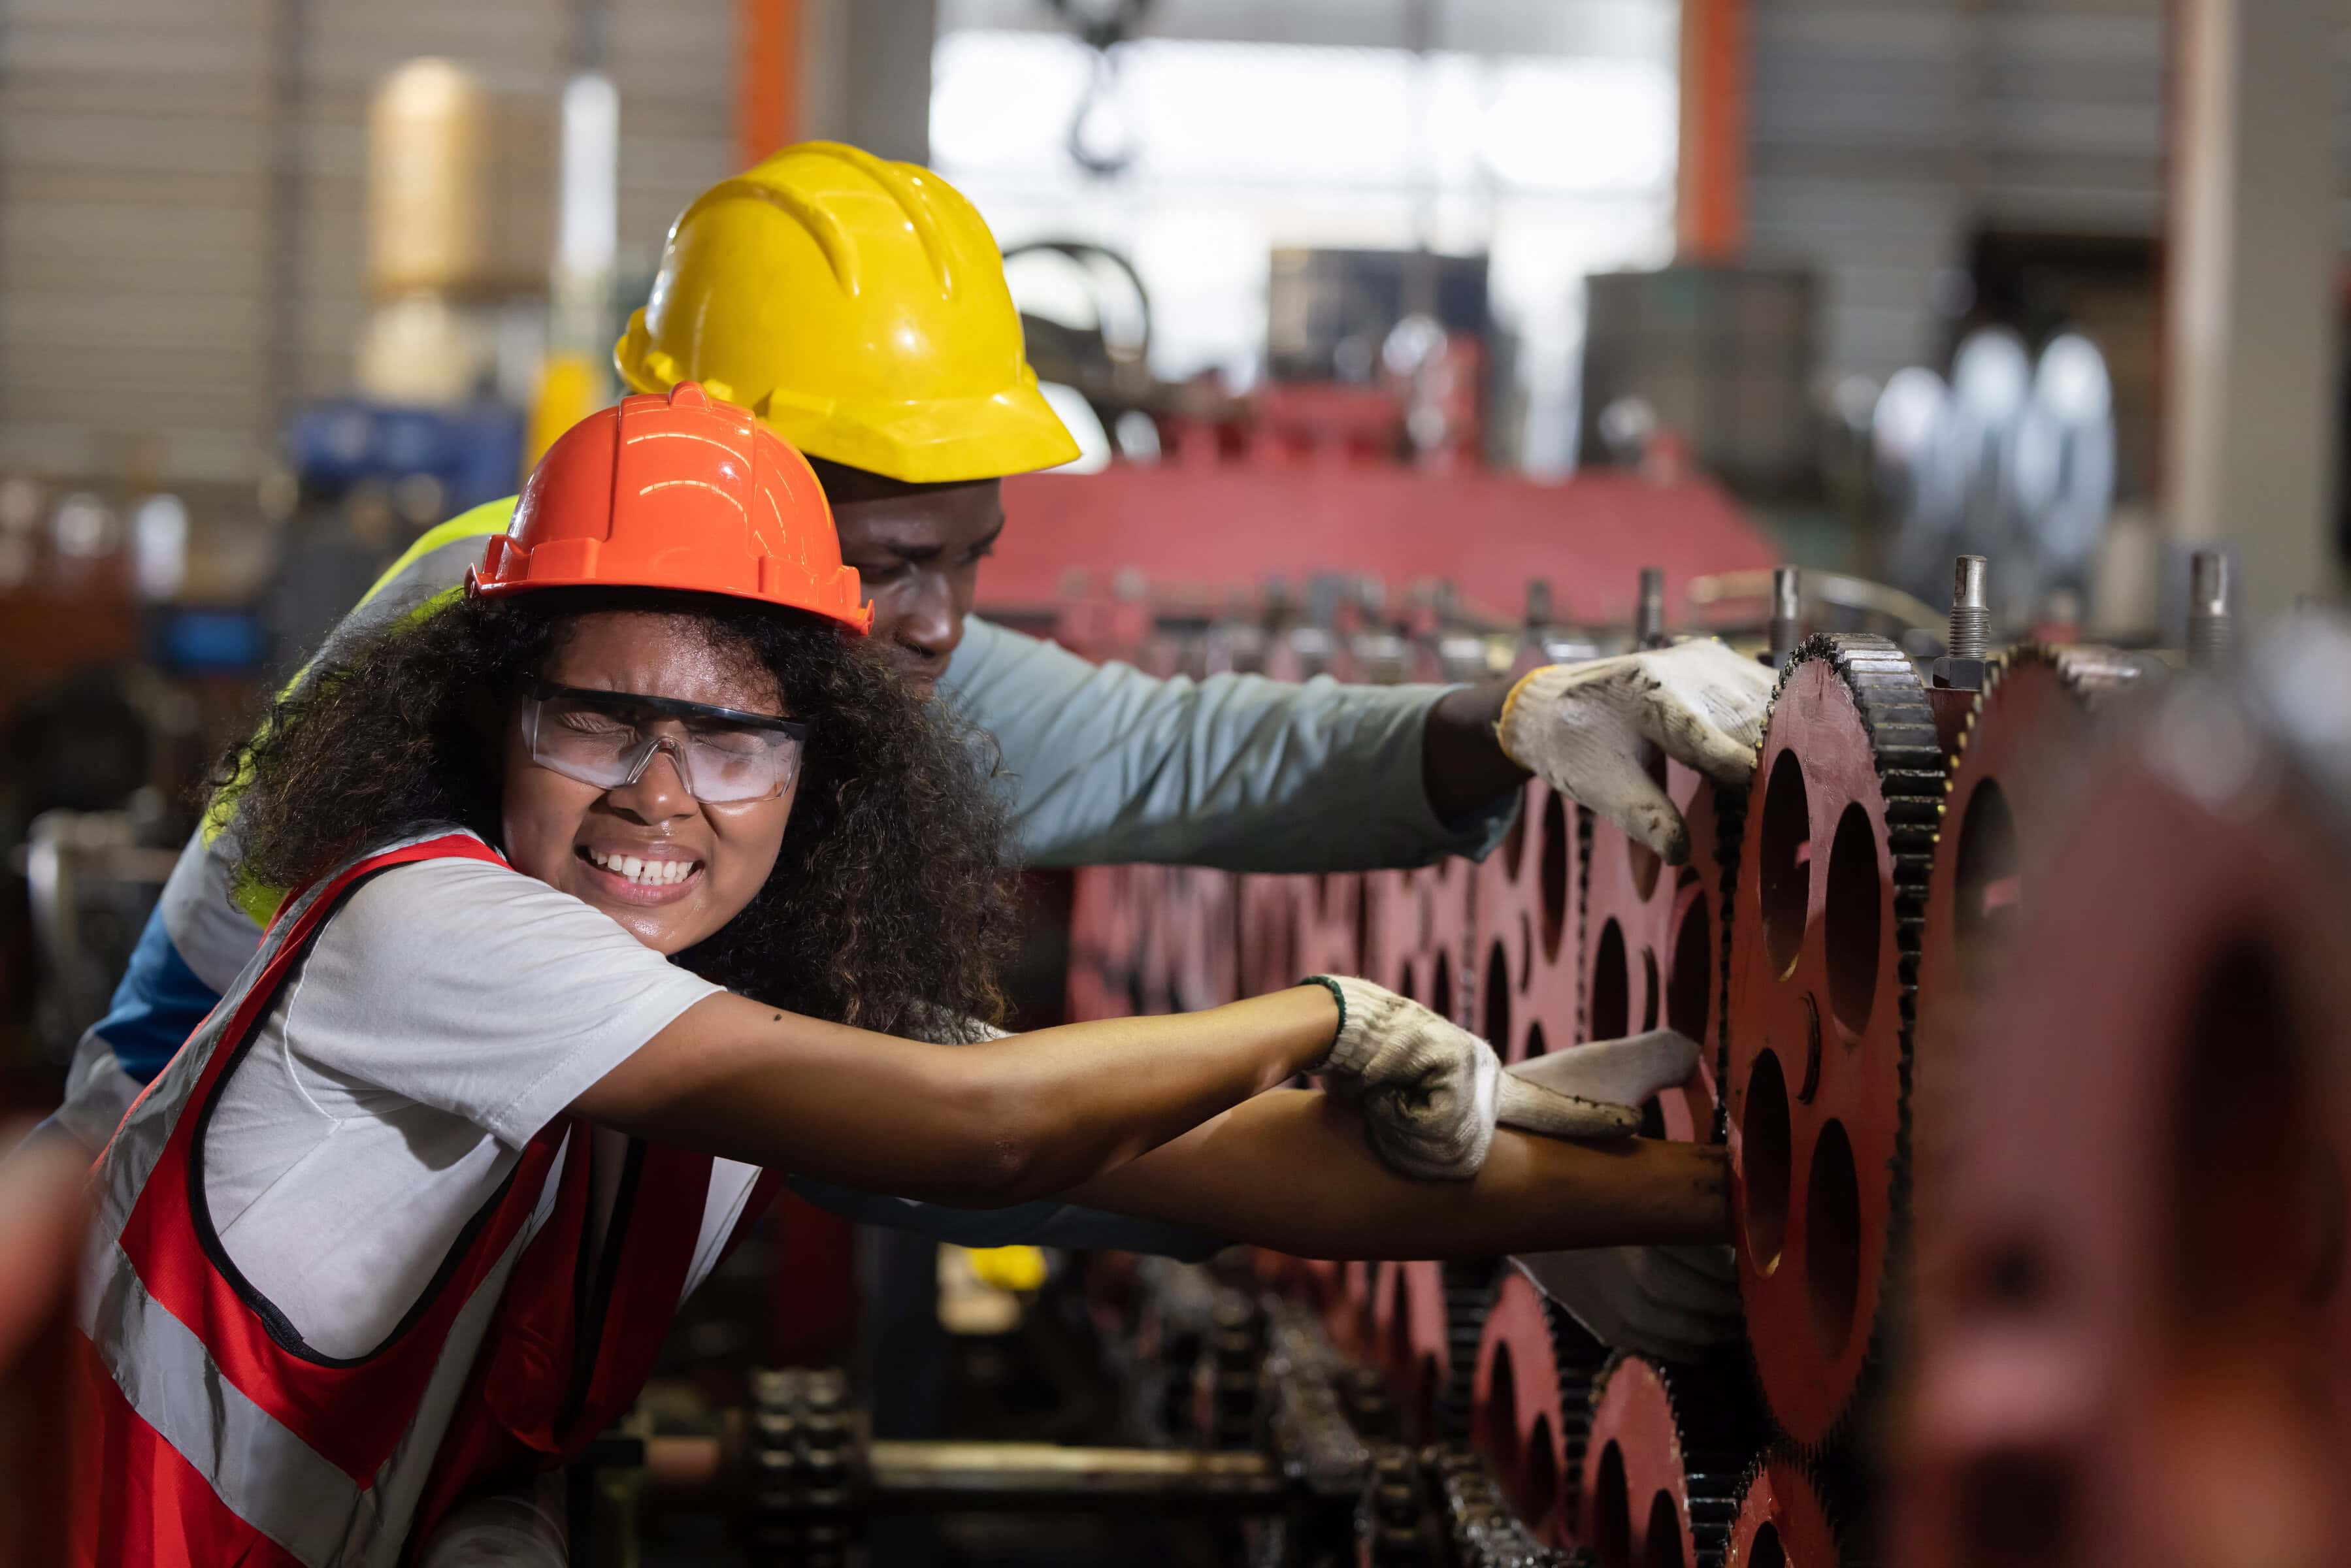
(217, 587), (1017, 1038)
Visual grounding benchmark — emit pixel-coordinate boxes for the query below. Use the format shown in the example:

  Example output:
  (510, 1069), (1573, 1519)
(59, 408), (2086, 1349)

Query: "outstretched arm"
(1066, 1089), (1730, 1259)
(576, 987), (1341, 1207)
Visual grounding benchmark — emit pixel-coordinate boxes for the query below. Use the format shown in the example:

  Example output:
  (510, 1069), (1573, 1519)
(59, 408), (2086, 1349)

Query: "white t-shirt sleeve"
(289, 857), (724, 1146)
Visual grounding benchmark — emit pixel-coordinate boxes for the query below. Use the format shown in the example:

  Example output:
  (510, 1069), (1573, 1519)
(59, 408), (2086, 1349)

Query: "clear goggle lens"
(522, 682), (807, 805)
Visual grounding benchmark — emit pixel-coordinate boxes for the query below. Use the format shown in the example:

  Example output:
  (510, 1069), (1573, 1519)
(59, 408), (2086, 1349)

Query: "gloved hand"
(1311, 979), (1702, 1181)
(1498, 640), (1777, 864)
(1510, 1243), (1743, 1362)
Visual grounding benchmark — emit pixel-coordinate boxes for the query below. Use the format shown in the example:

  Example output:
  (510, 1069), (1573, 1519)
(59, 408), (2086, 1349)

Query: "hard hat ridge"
(614, 141), (1077, 484)
(468, 381), (871, 633)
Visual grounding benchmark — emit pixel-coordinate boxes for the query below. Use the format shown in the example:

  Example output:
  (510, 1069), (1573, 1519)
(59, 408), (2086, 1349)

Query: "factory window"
(931, 13), (1679, 472)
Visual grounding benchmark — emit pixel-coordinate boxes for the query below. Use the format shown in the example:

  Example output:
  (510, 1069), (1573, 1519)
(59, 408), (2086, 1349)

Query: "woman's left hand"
(1313, 980), (1701, 1180)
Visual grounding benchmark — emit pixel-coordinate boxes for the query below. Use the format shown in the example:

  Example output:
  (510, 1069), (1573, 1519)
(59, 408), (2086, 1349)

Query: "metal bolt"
(1636, 566), (1667, 648)
(1766, 566), (1801, 666)
(2188, 549), (2233, 668)
(1524, 578), (1554, 627)
(1948, 555), (1989, 660)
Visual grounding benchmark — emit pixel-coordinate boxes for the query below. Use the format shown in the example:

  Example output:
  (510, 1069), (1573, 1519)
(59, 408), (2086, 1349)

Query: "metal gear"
(1471, 780), (1584, 1064)
(1724, 632), (1941, 1448)
(1238, 872), (1306, 1002)
(1466, 1268), (1609, 1547)
(1439, 1260), (1504, 1443)
(1902, 629), (2351, 1567)
(743, 1367), (858, 1566)
(1579, 761), (1744, 1141)
(1372, 1260), (1463, 1444)
(1298, 872), (1369, 981)
(1911, 642), (2163, 1294)
(1726, 1448), (1859, 1567)
(1432, 1447), (1599, 1568)
(1364, 863), (1464, 1023)
(1575, 1354), (1762, 1565)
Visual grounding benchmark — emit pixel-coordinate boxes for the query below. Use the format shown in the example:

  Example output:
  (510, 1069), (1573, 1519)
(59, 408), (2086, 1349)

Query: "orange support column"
(737, 0), (802, 169)
(1676, 0), (1748, 261)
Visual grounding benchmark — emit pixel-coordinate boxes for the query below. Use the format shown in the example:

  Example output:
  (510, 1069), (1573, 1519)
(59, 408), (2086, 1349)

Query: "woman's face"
(501, 610), (797, 954)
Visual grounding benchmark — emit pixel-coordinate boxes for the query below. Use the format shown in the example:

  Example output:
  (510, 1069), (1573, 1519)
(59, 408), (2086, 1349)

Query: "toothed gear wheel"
(1439, 1259), (1504, 1443)
(1371, 1260), (1490, 1444)
(1470, 781), (1582, 1065)
(1725, 632), (1941, 1448)
(1467, 1268), (1609, 1546)
(1576, 1354), (1762, 1566)
(1903, 636), (2351, 1568)
(1433, 1448), (1598, 1568)
(1726, 1447), (1866, 1567)
(1579, 763), (1745, 1142)
(1913, 644), (2165, 1281)
(1728, 1448), (1863, 1567)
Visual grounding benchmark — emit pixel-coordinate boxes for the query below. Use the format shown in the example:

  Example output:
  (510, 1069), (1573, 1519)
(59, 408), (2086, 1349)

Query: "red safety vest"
(72, 829), (782, 1566)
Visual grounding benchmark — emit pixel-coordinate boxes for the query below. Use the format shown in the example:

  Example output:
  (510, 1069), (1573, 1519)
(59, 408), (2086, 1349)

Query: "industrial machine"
(564, 548), (2346, 1567)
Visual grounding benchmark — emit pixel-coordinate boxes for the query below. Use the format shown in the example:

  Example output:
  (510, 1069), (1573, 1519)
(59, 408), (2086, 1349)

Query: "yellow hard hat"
(615, 141), (1078, 484)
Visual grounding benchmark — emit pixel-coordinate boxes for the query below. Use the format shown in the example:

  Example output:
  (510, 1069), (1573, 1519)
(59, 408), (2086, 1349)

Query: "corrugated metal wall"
(0, 0), (735, 487)
(1745, 0), (2168, 385)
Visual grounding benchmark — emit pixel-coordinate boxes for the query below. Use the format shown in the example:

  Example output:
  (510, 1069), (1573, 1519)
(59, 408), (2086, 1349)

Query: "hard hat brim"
(616, 325), (1081, 486)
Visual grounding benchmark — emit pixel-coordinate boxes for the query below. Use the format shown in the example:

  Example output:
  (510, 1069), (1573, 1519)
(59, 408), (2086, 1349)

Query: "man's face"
(812, 459), (1003, 693)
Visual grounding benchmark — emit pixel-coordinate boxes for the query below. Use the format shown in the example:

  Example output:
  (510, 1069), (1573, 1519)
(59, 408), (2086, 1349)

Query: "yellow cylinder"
(369, 58), (493, 298)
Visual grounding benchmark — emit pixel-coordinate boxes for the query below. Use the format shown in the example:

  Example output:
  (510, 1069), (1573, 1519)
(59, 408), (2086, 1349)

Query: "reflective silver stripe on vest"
(84, 1217), (541, 1568)
(78, 828), (529, 1567)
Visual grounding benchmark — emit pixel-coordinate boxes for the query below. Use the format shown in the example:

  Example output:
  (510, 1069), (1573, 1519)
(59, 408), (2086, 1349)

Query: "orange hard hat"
(468, 381), (872, 633)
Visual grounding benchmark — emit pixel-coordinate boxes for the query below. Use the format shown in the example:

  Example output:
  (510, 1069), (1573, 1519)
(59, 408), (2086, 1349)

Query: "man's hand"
(1496, 640), (1776, 864)
(1314, 982), (1703, 1181)
(1511, 1244), (1743, 1362)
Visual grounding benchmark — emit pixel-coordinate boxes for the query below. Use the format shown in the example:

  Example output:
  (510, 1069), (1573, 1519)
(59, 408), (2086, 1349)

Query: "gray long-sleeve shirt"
(940, 615), (1511, 871)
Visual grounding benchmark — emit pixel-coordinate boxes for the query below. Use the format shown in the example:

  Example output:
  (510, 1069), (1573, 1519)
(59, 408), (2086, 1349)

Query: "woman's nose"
(606, 738), (698, 821)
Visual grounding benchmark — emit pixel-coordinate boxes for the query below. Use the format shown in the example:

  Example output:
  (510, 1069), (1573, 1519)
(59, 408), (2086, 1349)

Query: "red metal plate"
(1730, 1456), (1845, 1567)
(1724, 657), (1910, 1445)
(1580, 759), (1734, 1141)
(1577, 1356), (1705, 1563)
(1469, 1269), (1581, 1546)
(1910, 655), (2097, 1298)
(1365, 859), (1474, 1025)
(1372, 1260), (1457, 1443)
(1470, 779), (1583, 1064)
(1901, 704), (2351, 1568)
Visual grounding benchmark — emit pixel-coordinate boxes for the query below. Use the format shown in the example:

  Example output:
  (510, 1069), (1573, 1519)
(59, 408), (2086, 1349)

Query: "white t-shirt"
(198, 856), (762, 1360)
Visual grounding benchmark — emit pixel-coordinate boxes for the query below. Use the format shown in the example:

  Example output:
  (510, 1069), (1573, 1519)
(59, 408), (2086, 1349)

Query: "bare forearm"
(1069, 1090), (1730, 1258)
(1422, 682), (1526, 823)
(576, 987), (1340, 1204)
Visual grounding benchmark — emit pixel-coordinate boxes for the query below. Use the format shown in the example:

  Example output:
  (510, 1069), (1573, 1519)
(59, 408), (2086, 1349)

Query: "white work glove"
(1497, 640), (1777, 864)
(1311, 979), (1702, 1181)
(1511, 1244), (1743, 1362)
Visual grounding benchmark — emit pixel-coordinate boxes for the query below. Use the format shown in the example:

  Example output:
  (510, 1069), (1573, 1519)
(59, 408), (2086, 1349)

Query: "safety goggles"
(520, 681), (809, 804)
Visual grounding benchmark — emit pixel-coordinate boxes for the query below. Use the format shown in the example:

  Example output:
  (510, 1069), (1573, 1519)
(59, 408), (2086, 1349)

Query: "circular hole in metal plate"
(1590, 919), (1631, 1041)
(1954, 778), (2020, 989)
(1824, 803), (1884, 1037)
(1484, 939), (1512, 1051)
(1541, 790), (1572, 962)
(1760, 750), (1812, 979)
(1644, 1488), (1686, 1568)
(1743, 1049), (1794, 1275)
(1666, 892), (1712, 1041)
(1592, 1441), (1632, 1567)
(1805, 1118), (1863, 1358)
